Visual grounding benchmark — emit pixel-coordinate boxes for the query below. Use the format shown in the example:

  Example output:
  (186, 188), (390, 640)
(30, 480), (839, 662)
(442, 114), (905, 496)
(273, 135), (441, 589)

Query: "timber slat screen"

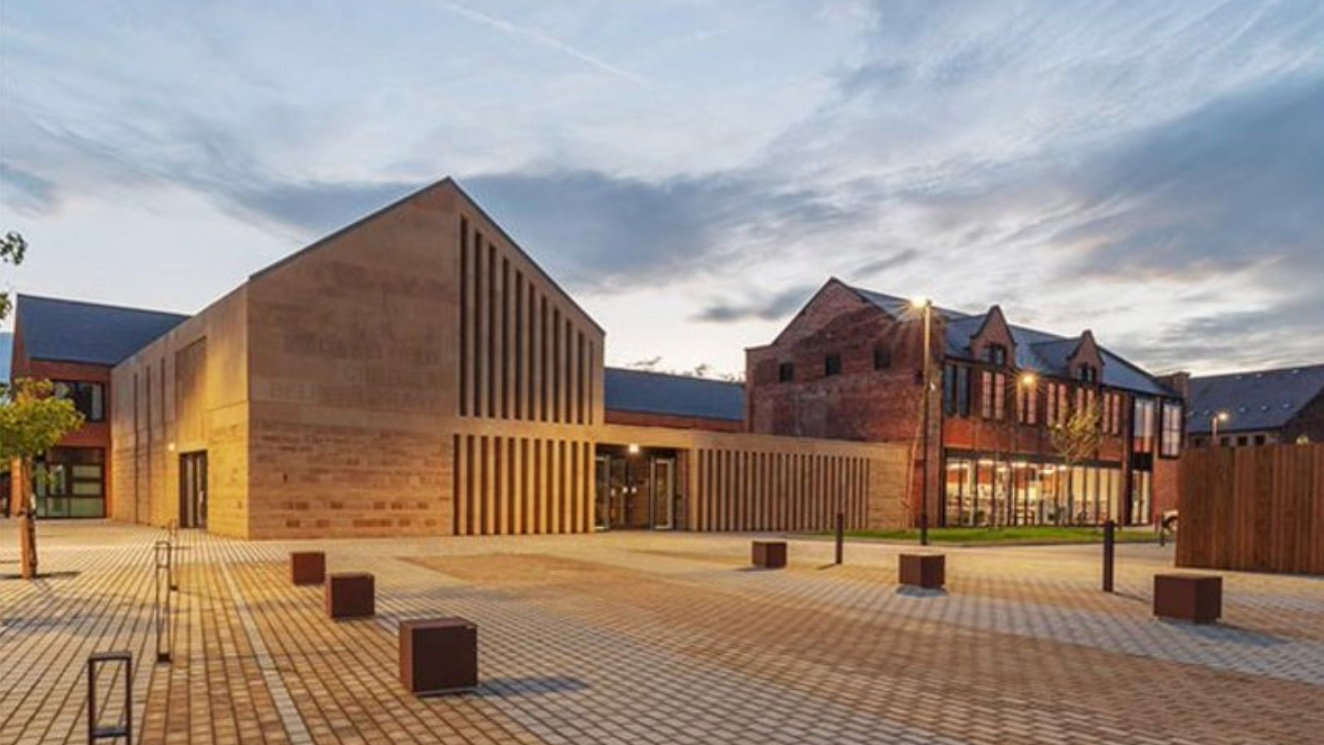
(691, 449), (873, 532)
(1177, 444), (1324, 575)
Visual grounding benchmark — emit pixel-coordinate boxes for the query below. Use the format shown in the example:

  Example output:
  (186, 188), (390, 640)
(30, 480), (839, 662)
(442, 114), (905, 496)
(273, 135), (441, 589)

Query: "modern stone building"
(9, 180), (907, 538)
(746, 279), (1184, 527)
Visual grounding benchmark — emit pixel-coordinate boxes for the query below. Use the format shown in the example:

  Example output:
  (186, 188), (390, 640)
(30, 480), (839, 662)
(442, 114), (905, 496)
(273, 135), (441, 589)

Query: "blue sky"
(2, 1), (1321, 377)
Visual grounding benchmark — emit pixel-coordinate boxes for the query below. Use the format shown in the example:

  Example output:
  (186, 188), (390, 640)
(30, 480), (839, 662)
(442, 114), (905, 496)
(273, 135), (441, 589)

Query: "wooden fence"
(1177, 444), (1324, 575)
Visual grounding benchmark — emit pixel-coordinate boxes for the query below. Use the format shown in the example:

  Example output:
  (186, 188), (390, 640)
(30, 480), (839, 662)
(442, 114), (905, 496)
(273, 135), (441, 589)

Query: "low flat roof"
(604, 368), (744, 422)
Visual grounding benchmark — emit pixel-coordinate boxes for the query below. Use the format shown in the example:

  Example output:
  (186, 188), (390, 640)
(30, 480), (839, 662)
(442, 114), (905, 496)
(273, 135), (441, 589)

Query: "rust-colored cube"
(751, 541), (787, 569)
(1154, 574), (1222, 624)
(291, 552), (326, 586)
(899, 554), (945, 589)
(326, 572), (375, 619)
(399, 618), (479, 695)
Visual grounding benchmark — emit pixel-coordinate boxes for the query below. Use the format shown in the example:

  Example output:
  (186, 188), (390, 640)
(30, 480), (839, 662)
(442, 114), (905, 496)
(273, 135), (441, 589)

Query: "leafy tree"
(1048, 398), (1101, 525)
(1, 230), (25, 322)
(1, 379), (86, 578)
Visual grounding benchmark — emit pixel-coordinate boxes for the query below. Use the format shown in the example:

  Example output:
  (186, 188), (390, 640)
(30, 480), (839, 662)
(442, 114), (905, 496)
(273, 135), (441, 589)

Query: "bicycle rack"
(153, 540), (172, 664)
(87, 651), (132, 743)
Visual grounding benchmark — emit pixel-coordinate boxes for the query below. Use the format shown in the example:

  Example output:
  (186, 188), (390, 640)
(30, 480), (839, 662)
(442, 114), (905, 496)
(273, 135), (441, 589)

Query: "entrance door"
(651, 457), (676, 529)
(594, 454), (611, 530)
(179, 452), (208, 529)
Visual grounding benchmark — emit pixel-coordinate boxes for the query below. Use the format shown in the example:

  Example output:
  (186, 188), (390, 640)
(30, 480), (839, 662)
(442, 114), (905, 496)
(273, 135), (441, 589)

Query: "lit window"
(1159, 401), (1182, 457)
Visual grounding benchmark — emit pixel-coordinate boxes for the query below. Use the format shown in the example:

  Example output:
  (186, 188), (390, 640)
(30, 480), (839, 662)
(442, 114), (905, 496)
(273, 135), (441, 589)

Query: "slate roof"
(604, 368), (745, 422)
(15, 295), (190, 366)
(1185, 364), (1324, 434)
(844, 282), (1174, 397)
(0, 331), (12, 383)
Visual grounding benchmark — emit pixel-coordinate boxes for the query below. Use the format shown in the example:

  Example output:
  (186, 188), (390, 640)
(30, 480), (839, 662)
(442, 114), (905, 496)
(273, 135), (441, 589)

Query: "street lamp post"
(1017, 373), (1038, 526)
(1211, 412), (1229, 445)
(913, 298), (934, 546)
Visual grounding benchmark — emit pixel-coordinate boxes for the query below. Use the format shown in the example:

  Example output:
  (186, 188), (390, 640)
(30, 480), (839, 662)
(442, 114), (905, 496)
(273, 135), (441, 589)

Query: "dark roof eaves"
(16, 293), (191, 323)
(606, 403), (744, 422)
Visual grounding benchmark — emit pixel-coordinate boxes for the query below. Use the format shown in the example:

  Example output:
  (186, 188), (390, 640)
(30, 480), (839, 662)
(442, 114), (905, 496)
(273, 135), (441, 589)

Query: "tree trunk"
(16, 458), (38, 580)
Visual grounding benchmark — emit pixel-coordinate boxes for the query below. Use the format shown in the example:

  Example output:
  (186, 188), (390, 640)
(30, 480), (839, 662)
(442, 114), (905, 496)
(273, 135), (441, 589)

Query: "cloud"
(462, 170), (859, 292)
(423, 1), (645, 85)
(0, 161), (58, 214)
(1117, 291), (1324, 373)
(1059, 75), (1324, 284)
(693, 284), (817, 324)
(221, 178), (425, 236)
(852, 248), (920, 278)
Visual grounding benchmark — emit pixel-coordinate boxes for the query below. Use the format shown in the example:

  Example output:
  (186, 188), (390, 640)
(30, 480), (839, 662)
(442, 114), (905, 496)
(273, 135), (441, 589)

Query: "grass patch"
(826, 526), (1160, 546)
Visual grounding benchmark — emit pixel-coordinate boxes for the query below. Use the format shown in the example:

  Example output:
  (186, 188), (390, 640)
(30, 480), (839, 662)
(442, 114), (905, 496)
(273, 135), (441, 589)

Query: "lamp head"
(1216, 412), (1229, 422)
(910, 296), (931, 311)
(1020, 372), (1037, 387)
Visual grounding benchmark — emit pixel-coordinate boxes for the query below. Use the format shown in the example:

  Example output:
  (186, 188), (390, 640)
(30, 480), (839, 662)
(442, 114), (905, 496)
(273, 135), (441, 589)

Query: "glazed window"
(825, 354), (842, 377)
(53, 380), (104, 422)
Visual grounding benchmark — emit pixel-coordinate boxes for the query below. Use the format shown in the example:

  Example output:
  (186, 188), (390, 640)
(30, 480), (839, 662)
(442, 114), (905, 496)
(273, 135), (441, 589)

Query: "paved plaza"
(2, 522), (1322, 745)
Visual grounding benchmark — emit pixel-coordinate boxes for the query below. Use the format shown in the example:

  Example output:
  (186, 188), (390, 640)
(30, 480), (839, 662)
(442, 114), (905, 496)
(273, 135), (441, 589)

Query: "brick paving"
(2, 521), (1322, 744)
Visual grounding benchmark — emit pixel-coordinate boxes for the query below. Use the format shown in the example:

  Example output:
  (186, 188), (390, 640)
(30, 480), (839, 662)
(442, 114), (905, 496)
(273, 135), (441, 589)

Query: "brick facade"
(748, 279), (1182, 526)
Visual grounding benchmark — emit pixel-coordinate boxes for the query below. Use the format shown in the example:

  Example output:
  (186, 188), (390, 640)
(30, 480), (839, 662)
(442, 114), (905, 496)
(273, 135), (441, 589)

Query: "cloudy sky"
(2, 0), (1321, 377)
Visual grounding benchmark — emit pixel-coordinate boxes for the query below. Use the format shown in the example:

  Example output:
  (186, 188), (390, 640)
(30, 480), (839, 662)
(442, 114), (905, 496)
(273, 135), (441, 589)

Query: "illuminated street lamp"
(1014, 372), (1038, 526)
(912, 297), (934, 546)
(1211, 412), (1229, 444)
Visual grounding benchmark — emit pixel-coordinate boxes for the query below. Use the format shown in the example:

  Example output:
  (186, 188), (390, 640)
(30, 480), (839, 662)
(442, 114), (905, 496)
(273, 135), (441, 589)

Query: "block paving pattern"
(2, 521), (1322, 744)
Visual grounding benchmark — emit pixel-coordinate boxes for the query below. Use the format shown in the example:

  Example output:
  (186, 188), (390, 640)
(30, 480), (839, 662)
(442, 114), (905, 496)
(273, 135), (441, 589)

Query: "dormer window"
(984, 344), (1008, 366)
(1078, 364), (1098, 383)
(778, 362), (794, 383)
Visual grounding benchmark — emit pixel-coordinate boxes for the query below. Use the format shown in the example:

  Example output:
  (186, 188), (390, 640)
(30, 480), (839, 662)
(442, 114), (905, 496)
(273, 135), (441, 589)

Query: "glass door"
(594, 454), (611, 530)
(651, 457), (676, 529)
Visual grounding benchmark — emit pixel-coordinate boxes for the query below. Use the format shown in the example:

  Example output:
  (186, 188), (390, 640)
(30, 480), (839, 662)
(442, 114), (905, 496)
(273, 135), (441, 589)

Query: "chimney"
(1158, 371), (1191, 400)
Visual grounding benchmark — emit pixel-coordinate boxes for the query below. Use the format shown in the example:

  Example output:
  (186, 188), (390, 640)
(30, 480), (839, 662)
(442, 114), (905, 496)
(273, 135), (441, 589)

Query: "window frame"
(52, 379), (105, 423)
(824, 353), (843, 377)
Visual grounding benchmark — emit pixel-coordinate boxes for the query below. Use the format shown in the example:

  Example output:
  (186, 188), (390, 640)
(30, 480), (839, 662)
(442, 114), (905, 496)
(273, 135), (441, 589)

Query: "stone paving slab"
(1, 520), (1321, 744)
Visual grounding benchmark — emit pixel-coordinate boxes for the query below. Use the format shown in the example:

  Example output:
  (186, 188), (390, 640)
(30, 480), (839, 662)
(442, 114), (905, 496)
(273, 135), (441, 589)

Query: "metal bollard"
(167, 523), (179, 592)
(834, 511), (844, 565)
(1102, 519), (1116, 593)
(87, 651), (132, 743)
(153, 541), (172, 664)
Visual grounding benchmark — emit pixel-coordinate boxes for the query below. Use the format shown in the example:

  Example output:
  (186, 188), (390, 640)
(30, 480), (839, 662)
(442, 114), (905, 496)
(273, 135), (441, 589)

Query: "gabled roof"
(841, 282), (1173, 397)
(1186, 364), (1324, 434)
(251, 177), (605, 335)
(604, 368), (744, 422)
(15, 295), (190, 366)
(0, 331), (12, 383)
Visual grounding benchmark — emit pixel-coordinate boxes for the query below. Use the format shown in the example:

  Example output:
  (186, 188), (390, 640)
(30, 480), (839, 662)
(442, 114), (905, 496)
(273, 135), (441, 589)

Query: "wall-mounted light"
(167, 442), (176, 452)
(627, 443), (641, 455)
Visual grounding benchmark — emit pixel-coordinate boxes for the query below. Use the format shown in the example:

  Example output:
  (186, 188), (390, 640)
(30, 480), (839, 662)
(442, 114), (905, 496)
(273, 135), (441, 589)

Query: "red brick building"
(8, 296), (189, 518)
(747, 279), (1183, 526)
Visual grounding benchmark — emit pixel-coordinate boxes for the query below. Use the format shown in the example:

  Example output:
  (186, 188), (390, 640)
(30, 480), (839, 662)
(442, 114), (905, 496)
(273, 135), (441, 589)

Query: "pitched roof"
(1186, 364), (1324, 434)
(604, 368), (744, 422)
(841, 282), (1173, 397)
(15, 295), (190, 366)
(0, 331), (12, 383)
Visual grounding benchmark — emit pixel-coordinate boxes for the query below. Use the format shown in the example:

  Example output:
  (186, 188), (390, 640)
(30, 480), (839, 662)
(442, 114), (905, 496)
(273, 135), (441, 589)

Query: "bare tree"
(1048, 399), (1102, 525)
